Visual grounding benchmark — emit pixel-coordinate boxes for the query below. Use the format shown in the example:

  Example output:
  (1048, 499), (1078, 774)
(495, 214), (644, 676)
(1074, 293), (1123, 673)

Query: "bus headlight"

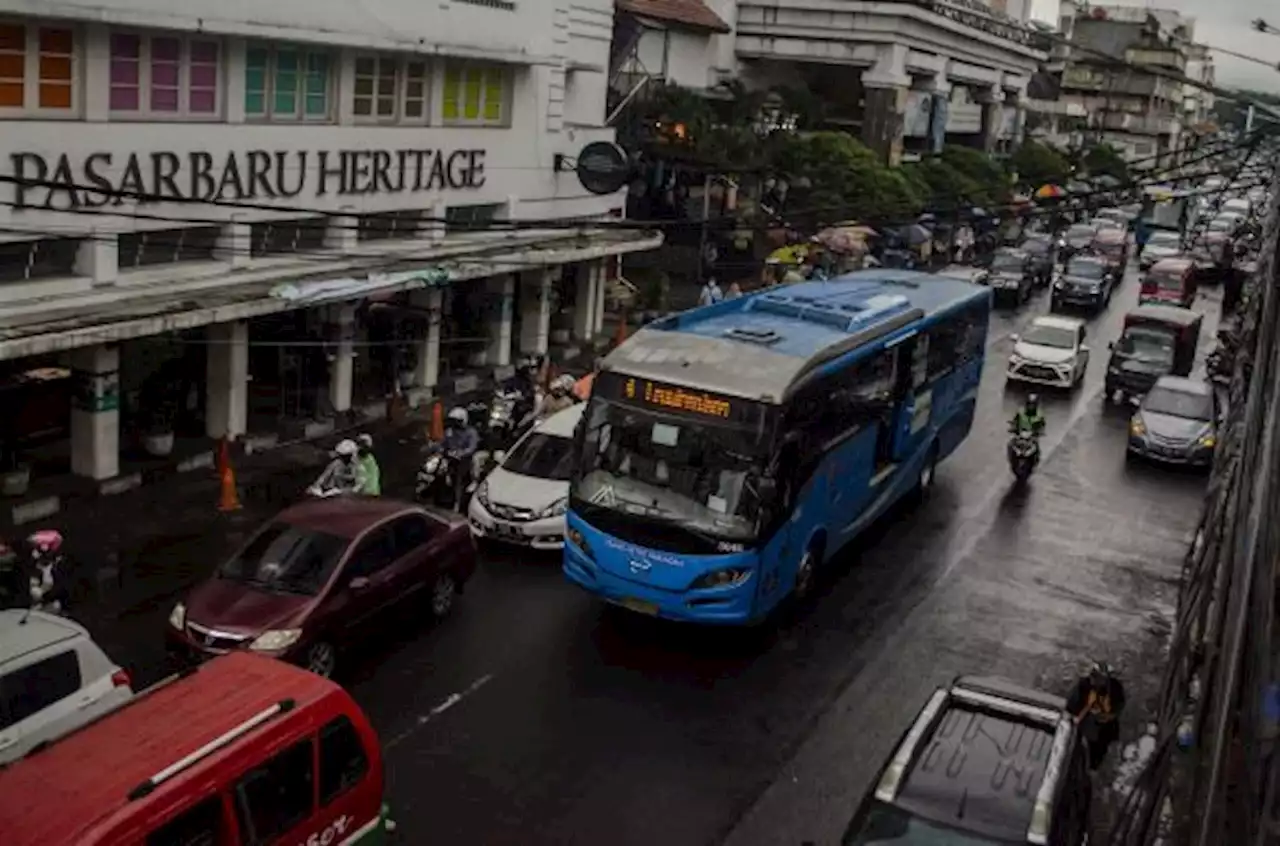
(566, 527), (593, 559)
(691, 568), (752, 590)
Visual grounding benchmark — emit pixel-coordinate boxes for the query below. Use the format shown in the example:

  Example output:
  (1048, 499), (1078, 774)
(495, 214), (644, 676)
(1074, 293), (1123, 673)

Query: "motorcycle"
(416, 449), (463, 510)
(27, 552), (70, 615)
(1007, 429), (1041, 483)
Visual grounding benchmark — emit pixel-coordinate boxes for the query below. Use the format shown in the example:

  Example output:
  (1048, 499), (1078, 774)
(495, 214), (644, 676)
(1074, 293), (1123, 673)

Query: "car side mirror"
(349, 576), (371, 591)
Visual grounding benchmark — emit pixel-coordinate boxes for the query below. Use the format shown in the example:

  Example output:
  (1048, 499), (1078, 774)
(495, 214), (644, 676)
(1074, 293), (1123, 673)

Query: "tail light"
(111, 668), (132, 689)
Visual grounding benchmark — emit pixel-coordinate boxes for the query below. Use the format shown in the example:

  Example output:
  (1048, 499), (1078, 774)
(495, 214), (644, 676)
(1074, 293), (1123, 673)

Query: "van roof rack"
(126, 698), (296, 801)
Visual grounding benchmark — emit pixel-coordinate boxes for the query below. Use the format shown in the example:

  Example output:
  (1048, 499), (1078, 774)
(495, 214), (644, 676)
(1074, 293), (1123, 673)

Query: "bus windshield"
(571, 393), (769, 546)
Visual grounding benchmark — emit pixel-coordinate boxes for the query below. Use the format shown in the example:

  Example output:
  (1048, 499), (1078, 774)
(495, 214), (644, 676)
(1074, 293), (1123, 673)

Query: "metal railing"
(1105, 145), (1280, 846)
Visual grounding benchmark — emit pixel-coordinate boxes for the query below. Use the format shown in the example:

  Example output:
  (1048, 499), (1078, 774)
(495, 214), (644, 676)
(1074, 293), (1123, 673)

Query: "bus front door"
(891, 334), (932, 464)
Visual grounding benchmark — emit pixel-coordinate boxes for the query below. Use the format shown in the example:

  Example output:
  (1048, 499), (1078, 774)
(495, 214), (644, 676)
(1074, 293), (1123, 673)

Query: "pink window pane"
(110, 86), (139, 111)
(188, 88), (215, 113)
(110, 58), (138, 86)
(189, 63), (217, 88)
(151, 86), (178, 111)
(110, 33), (140, 58)
(190, 41), (218, 63)
(151, 37), (179, 61)
(151, 61), (178, 86)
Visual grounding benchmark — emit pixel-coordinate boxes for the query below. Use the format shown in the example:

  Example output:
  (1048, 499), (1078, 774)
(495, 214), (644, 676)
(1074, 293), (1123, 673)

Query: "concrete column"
(572, 263), (599, 341)
(412, 288), (443, 390)
(920, 75), (951, 155)
(326, 210), (359, 253)
(70, 345), (120, 481)
(977, 86), (1002, 154)
(218, 214), (252, 269)
(82, 23), (110, 121)
(518, 269), (553, 356)
(591, 260), (607, 336)
(328, 303), (356, 414)
(485, 275), (515, 368)
(206, 321), (249, 440)
(861, 45), (911, 166)
(76, 233), (118, 286)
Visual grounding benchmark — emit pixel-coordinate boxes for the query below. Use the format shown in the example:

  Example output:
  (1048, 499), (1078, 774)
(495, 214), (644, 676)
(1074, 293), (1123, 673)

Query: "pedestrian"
(1067, 661), (1126, 770)
(355, 434), (381, 496)
(698, 277), (723, 306)
(725, 281), (743, 300)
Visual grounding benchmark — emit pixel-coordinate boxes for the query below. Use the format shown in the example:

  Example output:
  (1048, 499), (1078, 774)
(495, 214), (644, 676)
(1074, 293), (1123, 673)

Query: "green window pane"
(275, 49), (298, 72)
(306, 71), (326, 95)
(305, 93), (327, 116)
(307, 53), (328, 74)
(245, 91), (265, 114)
(442, 67), (460, 120)
(274, 89), (297, 114)
(246, 48), (267, 70)
(483, 69), (504, 122)
(245, 67), (266, 93)
(463, 68), (482, 120)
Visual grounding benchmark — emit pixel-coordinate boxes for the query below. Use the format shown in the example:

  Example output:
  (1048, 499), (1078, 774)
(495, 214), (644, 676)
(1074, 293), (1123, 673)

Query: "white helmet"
(447, 407), (469, 426)
(356, 433), (373, 449)
(551, 375), (573, 395)
(333, 438), (358, 458)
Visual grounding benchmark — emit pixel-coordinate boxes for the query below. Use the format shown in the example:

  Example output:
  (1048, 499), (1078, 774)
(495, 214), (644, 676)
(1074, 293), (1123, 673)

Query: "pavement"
(68, 264), (1214, 846)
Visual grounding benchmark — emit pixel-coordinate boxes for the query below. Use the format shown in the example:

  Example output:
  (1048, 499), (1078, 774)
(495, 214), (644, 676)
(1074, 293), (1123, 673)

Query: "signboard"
(71, 369), (119, 413)
(575, 142), (630, 196)
(593, 372), (767, 427)
(903, 92), (932, 138)
(8, 147), (489, 211)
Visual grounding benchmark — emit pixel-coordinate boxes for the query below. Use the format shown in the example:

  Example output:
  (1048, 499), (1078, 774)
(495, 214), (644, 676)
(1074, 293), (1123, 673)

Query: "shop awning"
(0, 229), (663, 362)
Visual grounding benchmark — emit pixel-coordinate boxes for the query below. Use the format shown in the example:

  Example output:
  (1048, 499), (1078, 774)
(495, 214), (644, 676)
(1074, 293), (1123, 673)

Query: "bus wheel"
(916, 446), (939, 501)
(793, 547), (819, 600)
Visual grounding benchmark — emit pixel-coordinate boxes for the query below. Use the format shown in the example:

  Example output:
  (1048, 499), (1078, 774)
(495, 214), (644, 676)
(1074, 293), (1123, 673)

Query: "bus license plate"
(619, 598), (658, 616)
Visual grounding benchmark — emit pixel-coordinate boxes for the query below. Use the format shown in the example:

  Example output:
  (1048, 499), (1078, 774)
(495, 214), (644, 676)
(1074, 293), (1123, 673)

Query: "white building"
(0, 0), (659, 483)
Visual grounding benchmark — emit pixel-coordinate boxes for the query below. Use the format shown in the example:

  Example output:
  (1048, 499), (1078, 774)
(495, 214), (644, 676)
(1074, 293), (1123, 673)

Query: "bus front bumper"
(562, 548), (758, 625)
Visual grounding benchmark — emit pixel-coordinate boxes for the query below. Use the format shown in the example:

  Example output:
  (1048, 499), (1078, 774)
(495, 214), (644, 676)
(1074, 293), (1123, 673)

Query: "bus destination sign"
(624, 377), (732, 419)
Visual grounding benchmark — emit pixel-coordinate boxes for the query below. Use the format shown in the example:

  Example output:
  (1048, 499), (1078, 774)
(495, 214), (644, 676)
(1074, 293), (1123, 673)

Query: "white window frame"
(351, 54), (431, 125)
(441, 60), (512, 128)
(107, 31), (223, 121)
(0, 20), (81, 119)
(244, 43), (335, 123)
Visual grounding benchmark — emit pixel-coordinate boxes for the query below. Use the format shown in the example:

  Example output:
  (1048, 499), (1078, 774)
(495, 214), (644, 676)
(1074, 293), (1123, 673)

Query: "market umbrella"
(1034, 184), (1065, 199)
(766, 244), (809, 266)
(815, 225), (875, 254)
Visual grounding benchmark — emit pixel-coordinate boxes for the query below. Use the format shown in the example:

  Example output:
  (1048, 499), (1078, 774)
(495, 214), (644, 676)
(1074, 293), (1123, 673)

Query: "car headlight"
(250, 629), (303, 652)
(168, 602), (186, 630)
(1130, 418), (1146, 437)
(1198, 433), (1216, 448)
(691, 568), (752, 590)
(476, 479), (490, 507)
(1009, 354), (1025, 367)
(1054, 280), (1064, 289)
(538, 497), (567, 519)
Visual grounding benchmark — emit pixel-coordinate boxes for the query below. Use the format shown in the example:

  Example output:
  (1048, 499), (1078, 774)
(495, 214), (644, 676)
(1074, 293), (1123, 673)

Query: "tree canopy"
(1082, 144), (1129, 182)
(1009, 140), (1071, 190)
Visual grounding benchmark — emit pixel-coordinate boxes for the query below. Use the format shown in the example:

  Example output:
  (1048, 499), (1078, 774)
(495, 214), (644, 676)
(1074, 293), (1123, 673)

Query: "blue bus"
(562, 270), (992, 624)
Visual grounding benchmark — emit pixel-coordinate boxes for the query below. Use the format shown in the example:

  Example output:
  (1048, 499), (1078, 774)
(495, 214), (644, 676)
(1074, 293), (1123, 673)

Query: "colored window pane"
(463, 68), (482, 120)
(0, 53), (24, 80)
(151, 86), (178, 111)
(110, 84), (139, 110)
(245, 91), (265, 114)
(0, 82), (21, 107)
(274, 89), (297, 115)
(150, 60), (178, 86)
(110, 33), (140, 58)
(151, 37), (179, 62)
(189, 62), (216, 88)
(245, 66), (265, 93)
(0, 24), (23, 51)
(109, 58), (138, 85)
(39, 55), (71, 79)
(189, 88), (215, 112)
(38, 83), (71, 109)
(38, 29), (72, 54)
(442, 67), (460, 120)
(482, 68), (504, 122)
(190, 41), (217, 63)
(305, 93), (326, 116)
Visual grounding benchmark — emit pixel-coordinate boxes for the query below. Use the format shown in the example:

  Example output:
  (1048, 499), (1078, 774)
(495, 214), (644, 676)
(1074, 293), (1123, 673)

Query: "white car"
(0, 609), (133, 763)
(1006, 315), (1090, 389)
(468, 403), (584, 550)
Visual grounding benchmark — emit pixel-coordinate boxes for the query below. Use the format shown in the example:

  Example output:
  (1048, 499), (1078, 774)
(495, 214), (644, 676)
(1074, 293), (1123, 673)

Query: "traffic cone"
(430, 401), (445, 442)
(216, 437), (229, 477)
(217, 462), (241, 512)
(614, 310), (629, 347)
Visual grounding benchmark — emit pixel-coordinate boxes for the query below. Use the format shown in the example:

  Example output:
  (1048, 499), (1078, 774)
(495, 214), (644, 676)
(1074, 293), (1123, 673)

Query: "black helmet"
(1088, 661), (1113, 688)
(1026, 393), (1040, 413)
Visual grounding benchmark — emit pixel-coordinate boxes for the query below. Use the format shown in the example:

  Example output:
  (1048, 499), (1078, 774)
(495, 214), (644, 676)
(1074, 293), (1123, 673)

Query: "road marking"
(384, 674), (494, 750)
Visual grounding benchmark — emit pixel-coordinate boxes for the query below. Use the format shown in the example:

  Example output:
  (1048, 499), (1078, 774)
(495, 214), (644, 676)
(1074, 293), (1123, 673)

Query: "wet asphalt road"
(100, 262), (1216, 846)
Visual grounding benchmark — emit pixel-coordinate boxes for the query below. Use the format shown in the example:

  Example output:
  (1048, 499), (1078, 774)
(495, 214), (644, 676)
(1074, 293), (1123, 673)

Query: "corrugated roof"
(617, 0), (731, 33)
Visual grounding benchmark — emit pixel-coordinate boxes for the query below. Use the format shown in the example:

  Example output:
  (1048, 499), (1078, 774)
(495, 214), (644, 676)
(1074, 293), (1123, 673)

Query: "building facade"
(0, 0), (659, 483)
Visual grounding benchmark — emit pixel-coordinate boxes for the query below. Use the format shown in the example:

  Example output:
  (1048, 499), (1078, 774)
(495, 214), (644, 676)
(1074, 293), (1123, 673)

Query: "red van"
(0, 652), (392, 846)
(1141, 257), (1197, 307)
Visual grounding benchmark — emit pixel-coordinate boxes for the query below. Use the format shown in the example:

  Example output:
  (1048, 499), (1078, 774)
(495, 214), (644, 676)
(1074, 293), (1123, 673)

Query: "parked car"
(0, 609), (133, 764)
(0, 652), (393, 846)
(1051, 255), (1114, 313)
(975, 248), (1034, 305)
(167, 498), (477, 678)
(1006, 315), (1090, 389)
(1139, 230), (1182, 271)
(1127, 376), (1217, 468)
(841, 676), (1091, 845)
(468, 403), (583, 550)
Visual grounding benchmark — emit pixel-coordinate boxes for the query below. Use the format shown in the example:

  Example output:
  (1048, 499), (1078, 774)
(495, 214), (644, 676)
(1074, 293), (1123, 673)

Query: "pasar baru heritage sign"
(6, 148), (489, 211)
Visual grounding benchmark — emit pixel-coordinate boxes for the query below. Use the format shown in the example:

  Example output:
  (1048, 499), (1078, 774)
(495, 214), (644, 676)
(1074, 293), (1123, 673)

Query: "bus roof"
(0, 653), (344, 846)
(604, 270), (987, 403)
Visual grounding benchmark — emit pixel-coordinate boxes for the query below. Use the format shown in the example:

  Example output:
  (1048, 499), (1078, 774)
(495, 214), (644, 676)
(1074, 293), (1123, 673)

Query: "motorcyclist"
(355, 433), (381, 496)
(440, 407), (480, 508)
(26, 529), (70, 613)
(313, 438), (365, 495)
(1066, 661), (1127, 770)
(1010, 394), (1047, 436)
(538, 375), (578, 420)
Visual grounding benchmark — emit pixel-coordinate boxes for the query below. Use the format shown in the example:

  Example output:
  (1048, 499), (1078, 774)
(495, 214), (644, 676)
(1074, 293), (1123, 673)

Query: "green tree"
(937, 145), (1011, 209)
(1010, 141), (1070, 190)
(772, 132), (923, 224)
(1082, 144), (1129, 182)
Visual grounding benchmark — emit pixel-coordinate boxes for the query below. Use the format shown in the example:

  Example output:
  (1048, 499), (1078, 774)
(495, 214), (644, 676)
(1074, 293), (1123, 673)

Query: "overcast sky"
(1028, 0), (1280, 92)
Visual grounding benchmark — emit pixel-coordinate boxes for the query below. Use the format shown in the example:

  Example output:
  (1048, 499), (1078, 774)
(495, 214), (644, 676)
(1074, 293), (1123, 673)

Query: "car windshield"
(1148, 233), (1180, 248)
(217, 522), (347, 595)
(991, 253), (1024, 272)
(571, 396), (768, 544)
(1144, 386), (1212, 421)
(503, 431), (575, 481)
(1022, 323), (1077, 349)
(1117, 327), (1176, 365)
(1067, 259), (1106, 279)
(843, 802), (996, 845)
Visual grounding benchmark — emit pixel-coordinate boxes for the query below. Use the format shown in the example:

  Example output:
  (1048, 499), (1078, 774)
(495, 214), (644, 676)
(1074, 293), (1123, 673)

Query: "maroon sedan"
(166, 498), (476, 677)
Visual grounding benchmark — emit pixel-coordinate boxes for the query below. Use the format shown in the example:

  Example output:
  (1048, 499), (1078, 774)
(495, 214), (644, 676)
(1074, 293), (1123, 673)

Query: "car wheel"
(430, 571), (459, 619)
(305, 641), (337, 678)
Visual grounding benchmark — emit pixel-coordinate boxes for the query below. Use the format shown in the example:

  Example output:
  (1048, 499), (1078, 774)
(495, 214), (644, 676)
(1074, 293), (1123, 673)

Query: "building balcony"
(1098, 112), (1179, 136)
